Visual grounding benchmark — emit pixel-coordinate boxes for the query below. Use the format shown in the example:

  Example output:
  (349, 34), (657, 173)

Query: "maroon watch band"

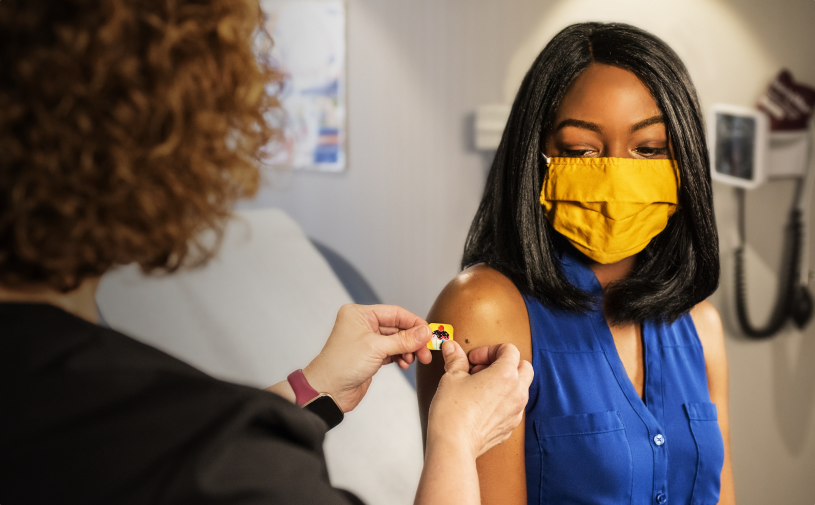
(287, 369), (319, 406)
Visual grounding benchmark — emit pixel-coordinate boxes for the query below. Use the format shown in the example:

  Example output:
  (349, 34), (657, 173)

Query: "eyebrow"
(554, 119), (602, 134)
(553, 115), (665, 135)
(630, 115), (664, 133)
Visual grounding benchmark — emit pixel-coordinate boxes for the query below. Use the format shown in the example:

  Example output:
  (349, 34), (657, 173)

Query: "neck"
(0, 277), (101, 324)
(590, 256), (636, 289)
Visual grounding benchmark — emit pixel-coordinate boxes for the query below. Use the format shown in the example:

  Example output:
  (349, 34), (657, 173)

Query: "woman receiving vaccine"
(418, 22), (735, 505)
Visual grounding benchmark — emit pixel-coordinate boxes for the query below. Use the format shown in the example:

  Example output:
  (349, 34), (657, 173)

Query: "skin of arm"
(690, 300), (736, 505)
(266, 379), (297, 403)
(417, 422), (482, 505)
(417, 263), (532, 505)
(415, 341), (533, 505)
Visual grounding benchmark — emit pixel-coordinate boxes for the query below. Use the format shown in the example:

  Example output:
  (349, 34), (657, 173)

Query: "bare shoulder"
(417, 263), (532, 448)
(689, 300), (722, 332)
(689, 301), (724, 350)
(689, 300), (727, 371)
(427, 263), (531, 356)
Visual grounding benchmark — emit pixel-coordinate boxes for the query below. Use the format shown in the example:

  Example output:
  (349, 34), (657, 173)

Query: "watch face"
(303, 394), (344, 429)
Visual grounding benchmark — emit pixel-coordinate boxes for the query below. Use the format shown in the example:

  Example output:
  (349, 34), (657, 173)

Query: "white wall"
(243, 0), (552, 317)
(244, 0), (815, 502)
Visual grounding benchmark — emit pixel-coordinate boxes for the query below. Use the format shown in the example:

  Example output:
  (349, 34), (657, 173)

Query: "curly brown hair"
(0, 0), (279, 291)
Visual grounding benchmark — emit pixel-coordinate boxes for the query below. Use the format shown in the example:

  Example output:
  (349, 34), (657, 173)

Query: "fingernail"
(442, 341), (453, 356)
(415, 325), (430, 341)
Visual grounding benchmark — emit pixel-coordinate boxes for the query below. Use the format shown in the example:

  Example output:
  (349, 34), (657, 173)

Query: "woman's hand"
(427, 341), (533, 458)
(301, 304), (432, 412)
(415, 341), (533, 505)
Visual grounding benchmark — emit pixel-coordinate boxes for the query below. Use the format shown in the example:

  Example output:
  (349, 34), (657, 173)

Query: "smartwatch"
(287, 369), (344, 430)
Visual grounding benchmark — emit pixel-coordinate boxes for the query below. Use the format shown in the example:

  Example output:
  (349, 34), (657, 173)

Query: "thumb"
(378, 325), (430, 357)
(442, 341), (469, 374)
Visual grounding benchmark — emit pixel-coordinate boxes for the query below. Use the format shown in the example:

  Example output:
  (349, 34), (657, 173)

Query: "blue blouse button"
(656, 492), (667, 504)
(654, 433), (665, 446)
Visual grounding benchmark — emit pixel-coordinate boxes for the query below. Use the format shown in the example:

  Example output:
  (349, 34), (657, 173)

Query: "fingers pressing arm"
(417, 264), (532, 505)
(416, 340), (532, 505)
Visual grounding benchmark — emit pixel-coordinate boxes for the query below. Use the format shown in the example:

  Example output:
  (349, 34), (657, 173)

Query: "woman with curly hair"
(0, 1), (533, 503)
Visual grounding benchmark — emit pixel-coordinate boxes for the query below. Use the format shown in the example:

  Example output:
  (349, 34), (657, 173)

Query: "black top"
(0, 303), (363, 505)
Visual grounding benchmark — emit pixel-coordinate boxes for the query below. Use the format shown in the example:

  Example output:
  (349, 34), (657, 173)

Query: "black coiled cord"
(734, 187), (813, 338)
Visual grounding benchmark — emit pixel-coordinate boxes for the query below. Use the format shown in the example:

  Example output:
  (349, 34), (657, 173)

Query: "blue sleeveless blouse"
(523, 250), (724, 505)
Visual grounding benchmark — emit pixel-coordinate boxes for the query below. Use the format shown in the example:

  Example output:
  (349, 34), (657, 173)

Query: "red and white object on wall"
(758, 70), (815, 179)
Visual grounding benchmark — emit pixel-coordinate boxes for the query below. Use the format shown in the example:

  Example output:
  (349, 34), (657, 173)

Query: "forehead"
(556, 63), (660, 123)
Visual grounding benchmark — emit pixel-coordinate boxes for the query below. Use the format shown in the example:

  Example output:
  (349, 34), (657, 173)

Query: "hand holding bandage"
(303, 304), (432, 412)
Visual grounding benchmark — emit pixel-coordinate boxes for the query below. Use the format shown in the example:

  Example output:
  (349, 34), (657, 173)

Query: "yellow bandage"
(427, 323), (454, 350)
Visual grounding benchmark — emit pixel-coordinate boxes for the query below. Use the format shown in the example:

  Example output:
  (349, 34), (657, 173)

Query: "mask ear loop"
(539, 152), (552, 201)
(538, 151), (552, 186)
(539, 152), (552, 183)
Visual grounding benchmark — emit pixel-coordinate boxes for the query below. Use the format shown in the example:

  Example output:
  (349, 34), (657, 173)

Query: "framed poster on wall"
(260, 0), (346, 172)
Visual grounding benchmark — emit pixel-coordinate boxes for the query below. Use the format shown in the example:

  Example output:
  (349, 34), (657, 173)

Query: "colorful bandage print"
(427, 323), (454, 350)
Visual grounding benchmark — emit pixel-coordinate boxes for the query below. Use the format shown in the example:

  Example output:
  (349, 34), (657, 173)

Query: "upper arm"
(416, 264), (532, 505)
(690, 301), (728, 403)
(690, 300), (736, 505)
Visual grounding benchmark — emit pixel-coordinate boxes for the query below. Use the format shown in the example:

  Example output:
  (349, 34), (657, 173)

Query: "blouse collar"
(557, 243), (605, 299)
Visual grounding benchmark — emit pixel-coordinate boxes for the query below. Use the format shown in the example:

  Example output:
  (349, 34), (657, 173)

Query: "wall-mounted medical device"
(708, 104), (768, 189)
(713, 70), (815, 338)
(709, 104), (814, 191)
(475, 104), (512, 151)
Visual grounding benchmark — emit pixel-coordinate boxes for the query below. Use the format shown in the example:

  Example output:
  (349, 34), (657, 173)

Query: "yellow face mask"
(540, 156), (680, 264)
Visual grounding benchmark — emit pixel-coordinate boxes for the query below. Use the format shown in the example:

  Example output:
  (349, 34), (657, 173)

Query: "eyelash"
(560, 147), (669, 158)
(562, 149), (595, 157)
(635, 147), (669, 157)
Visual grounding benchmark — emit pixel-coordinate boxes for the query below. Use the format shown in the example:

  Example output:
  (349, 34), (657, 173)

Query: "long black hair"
(462, 22), (719, 324)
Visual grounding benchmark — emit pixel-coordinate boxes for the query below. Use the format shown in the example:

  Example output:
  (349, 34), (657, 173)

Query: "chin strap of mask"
(734, 132), (814, 338)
